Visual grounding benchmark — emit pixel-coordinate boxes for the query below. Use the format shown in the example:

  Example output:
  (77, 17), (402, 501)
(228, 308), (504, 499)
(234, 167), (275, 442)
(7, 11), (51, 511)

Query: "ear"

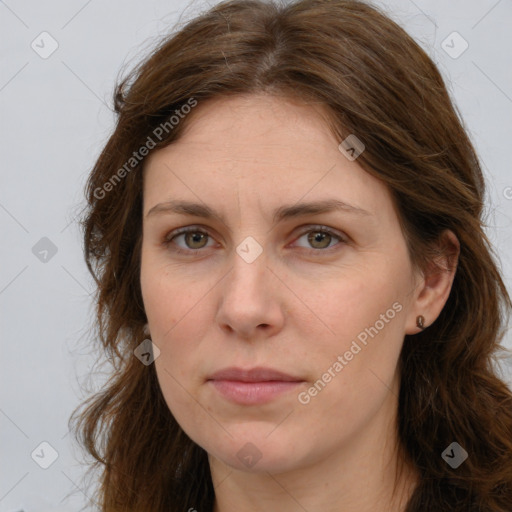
(405, 229), (460, 335)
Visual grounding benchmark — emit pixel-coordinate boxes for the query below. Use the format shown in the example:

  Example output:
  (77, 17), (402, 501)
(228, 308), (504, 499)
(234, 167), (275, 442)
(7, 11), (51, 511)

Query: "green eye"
(181, 231), (210, 250)
(297, 229), (342, 250)
(163, 225), (347, 256)
(164, 228), (212, 254)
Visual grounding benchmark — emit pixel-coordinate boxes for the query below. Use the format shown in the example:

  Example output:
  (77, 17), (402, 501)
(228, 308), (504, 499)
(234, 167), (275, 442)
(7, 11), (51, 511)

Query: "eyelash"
(162, 225), (348, 256)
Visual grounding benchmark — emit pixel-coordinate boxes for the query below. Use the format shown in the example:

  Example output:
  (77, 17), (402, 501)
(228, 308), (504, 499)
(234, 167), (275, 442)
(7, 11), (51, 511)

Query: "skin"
(140, 93), (459, 511)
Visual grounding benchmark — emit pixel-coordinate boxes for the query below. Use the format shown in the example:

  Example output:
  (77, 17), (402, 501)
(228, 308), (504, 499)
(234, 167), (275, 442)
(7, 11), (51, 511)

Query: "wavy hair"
(69, 0), (512, 510)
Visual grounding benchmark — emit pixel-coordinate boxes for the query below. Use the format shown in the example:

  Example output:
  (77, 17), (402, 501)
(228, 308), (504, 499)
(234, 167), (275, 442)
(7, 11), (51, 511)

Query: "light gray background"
(1, 0), (511, 510)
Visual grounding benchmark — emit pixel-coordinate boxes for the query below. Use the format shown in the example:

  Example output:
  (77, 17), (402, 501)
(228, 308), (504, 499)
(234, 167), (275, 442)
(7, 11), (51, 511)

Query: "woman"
(70, 0), (512, 510)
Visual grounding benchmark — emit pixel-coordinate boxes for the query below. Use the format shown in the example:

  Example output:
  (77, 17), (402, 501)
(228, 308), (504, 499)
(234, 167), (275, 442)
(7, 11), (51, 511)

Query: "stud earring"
(416, 315), (425, 330)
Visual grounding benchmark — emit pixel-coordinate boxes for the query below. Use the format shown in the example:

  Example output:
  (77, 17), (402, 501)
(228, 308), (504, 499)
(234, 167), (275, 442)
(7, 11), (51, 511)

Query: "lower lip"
(208, 380), (304, 405)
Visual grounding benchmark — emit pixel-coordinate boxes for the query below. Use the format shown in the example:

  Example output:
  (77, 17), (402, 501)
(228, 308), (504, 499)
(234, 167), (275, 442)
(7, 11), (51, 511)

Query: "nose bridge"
(226, 237), (270, 300)
(215, 235), (284, 335)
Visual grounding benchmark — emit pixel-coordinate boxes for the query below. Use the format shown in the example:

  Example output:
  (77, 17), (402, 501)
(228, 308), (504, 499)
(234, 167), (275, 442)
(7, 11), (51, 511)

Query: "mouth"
(207, 366), (306, 405)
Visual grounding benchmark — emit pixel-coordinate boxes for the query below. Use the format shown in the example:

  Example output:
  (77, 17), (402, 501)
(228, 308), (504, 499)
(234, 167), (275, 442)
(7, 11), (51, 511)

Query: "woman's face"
(140, 94), (424, 474)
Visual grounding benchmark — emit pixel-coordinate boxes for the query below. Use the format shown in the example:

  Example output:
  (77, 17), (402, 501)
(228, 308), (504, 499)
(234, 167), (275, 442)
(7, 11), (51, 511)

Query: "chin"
(203, 432), (306, 474)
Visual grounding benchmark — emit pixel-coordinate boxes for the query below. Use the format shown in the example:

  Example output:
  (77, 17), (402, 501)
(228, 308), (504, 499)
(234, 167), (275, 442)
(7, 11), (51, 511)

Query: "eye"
(163, 225), (347, 256)
(292, 226), (346, 252)
(163, 227), (215, 255)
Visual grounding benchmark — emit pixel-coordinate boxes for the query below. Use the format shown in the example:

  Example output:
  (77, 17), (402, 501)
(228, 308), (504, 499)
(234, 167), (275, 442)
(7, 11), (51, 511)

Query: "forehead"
(142, 94), (393, 220)
(147, 93), (338, 162)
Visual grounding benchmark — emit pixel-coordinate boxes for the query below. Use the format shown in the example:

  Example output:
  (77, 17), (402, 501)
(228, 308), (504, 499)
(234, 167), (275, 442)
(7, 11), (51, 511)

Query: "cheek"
(295, 284), (406, 441)
(140, 258), (209, 393)
(141, 251), (203, 339)
(299, 259), (408, 396)
(148, 283), (211, 430)
(306, 264), (405, 345)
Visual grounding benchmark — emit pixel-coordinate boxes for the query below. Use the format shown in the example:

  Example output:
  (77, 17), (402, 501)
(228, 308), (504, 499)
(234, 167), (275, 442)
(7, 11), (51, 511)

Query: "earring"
(416, 315), (425, 330)
(143, 323), (151, 338)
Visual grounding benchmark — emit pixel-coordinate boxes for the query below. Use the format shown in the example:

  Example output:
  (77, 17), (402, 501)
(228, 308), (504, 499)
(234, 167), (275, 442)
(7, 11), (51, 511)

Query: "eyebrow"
(145, 198), (372, 225)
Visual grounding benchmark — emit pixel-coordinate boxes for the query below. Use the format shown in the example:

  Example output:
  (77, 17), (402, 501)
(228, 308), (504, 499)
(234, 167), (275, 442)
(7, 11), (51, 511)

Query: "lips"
(207, 366), (305, 405)
(207, 366), (303, 383)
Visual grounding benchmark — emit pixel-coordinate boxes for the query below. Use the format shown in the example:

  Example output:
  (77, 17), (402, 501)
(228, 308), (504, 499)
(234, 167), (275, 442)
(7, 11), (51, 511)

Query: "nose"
(215, 246), (286, 340)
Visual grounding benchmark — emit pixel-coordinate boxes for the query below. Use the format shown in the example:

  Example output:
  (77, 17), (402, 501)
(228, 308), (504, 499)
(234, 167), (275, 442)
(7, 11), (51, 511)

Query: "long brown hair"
(69, 0), (512, 510)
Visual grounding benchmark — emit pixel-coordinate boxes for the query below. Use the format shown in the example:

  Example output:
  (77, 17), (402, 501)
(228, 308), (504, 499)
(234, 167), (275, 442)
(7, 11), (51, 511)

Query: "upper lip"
(208, 366), (304, 382)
